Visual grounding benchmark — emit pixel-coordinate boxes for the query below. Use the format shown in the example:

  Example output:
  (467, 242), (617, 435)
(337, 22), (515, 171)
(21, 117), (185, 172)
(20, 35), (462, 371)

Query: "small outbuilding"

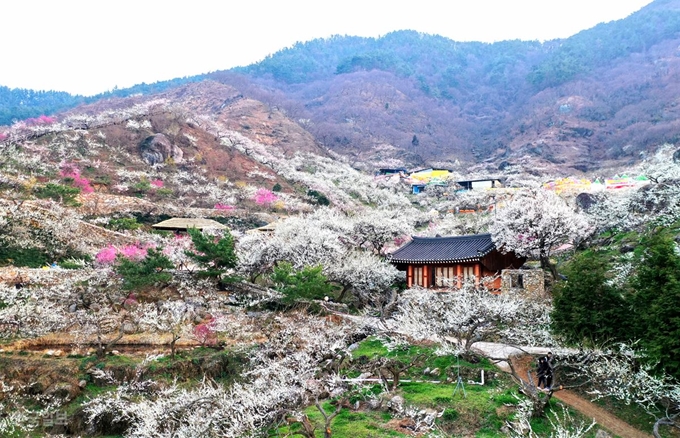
(152, 218), (227, 233)
(387, 233), (525, 289)
(455, 178), (503, 191)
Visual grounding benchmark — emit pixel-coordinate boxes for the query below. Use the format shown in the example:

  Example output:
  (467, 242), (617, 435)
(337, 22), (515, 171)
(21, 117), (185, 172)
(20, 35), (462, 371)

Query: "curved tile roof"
(388, 233), (495, 264)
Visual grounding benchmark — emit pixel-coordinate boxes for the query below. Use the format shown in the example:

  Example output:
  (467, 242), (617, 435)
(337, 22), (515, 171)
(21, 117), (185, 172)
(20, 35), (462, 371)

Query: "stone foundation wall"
(501, 269), (545, 298)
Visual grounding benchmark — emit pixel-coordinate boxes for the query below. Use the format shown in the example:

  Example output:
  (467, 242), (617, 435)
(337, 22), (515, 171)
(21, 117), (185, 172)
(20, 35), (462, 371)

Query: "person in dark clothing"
(536, 356), (548, 389)
(544, 352), (554, 390)
(536, 352), (555, 390)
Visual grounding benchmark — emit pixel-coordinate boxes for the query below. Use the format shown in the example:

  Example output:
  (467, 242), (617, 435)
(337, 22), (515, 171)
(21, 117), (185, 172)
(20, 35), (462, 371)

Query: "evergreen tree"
(630, 228), (680, 377)
(551, 250), (629, 345)
(185, 227), (238, 281)
(115, 248), (174, 291)
(271, 262), (334, 304)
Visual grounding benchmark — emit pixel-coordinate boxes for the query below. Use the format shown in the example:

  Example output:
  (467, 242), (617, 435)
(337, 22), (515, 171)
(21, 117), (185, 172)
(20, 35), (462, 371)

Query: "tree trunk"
(337, 285), (350, 302)
(653, 417), (677, 438)
(540, 256), (558, 280)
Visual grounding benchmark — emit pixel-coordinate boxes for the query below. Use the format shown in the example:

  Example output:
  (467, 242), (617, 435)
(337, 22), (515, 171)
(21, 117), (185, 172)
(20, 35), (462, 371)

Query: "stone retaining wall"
(501, 269), (546, 298)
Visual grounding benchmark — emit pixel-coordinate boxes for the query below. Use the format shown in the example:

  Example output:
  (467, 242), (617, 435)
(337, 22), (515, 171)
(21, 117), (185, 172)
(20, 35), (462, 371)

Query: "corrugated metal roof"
(388, 234), (495, 264)
(152, 218), (227, 230)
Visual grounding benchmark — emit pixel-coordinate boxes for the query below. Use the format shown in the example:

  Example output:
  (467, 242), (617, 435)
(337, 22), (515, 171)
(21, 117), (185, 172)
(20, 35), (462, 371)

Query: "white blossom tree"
(81, 313), (360, 437)
(237, 208), (402, 306)
(490, 189), (592, 279)
(638, 144), (680, 183)
(139, 301), (191, 357)
(389, 284), (553, 352)
(566, 344), (680, 438)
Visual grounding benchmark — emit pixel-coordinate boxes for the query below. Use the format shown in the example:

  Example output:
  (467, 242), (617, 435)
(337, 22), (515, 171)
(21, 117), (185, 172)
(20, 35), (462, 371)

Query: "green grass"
(272, 338), (534, 437)
(311, 338), (621, 437)
(351, 337), (496, 382)
(274, 401), (409, 437)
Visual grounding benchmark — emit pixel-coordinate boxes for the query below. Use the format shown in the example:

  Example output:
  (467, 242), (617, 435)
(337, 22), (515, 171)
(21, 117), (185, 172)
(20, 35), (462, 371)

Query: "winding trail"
(463, 342), (651, 437)
(336, 317), (654, 437)
(552, 389), (651, 438)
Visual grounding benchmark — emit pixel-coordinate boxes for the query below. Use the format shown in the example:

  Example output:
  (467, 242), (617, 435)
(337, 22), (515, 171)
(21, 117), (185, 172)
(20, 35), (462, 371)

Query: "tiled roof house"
(388, 234), (525, 289)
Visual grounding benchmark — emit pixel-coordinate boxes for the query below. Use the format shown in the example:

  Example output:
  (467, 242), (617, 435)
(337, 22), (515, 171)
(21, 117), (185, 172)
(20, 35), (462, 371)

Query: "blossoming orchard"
(0, 85), (679, 438)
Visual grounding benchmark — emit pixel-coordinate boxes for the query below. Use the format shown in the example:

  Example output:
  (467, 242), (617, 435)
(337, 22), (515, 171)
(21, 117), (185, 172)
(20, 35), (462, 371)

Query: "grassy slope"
(273, 337), (601, 438)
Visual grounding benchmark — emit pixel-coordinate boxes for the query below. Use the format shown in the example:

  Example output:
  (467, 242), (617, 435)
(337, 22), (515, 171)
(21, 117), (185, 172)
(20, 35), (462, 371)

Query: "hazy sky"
(2, 0), (653, 96)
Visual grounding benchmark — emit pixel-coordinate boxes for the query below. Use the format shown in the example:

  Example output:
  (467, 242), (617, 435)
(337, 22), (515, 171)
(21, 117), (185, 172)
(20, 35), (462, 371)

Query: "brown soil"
(552, 390), (652, 438)
(513, 355), (652, 438)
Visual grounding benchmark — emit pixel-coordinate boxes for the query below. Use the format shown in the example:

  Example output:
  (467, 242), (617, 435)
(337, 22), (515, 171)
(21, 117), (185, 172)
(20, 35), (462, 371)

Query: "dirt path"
(552, 389), (652, 438)
(509, 354), (652, 438)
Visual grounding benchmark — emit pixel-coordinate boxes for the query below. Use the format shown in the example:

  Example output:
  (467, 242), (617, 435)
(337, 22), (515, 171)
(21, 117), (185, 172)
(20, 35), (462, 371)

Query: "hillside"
(6, 2), (680, 172)
(1, 77), (680, 436)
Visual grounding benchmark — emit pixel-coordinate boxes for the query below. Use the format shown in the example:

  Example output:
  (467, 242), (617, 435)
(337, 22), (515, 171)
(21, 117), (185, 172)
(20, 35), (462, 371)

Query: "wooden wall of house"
(481, 250), (526, 272)
(401, 258), (519, 289)
(406, 262), (483, 288)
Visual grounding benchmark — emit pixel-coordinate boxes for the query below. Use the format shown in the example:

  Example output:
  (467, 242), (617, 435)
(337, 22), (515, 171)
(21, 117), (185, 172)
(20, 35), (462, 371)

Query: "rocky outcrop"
(139, 133), (183, 165)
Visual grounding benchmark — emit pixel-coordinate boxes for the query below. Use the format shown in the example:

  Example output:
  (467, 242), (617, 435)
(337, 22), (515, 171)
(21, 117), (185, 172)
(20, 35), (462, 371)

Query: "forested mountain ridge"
(5, 0), (680, 173)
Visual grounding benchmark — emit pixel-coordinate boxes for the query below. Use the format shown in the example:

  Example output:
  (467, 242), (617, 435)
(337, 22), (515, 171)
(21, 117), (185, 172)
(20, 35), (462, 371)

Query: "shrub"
(34, 183), (81, 206)
(93, 174), (112, 185)
(441, 408), (459, 422)
(185, 228), (238, 282)
(271, 262), (335, 304)
(0, 245), (50, 268)
(114, 248), (174, 290)
(133, 180), (152, 194)
(155, 188), (174, 198)
(272, 183), (282, 192)
(108, 217), (141, 231)
(307, 189), (330, 206)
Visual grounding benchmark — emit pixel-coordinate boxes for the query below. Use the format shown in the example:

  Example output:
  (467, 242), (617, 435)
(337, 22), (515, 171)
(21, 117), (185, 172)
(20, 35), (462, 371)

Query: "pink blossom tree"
(192, 317), (217, 346)
(25, 115), (56, 126)
(94, 243), (152, 265)
(59, 163), (94, 194)
(254, 188), (278, 206)
(95, 245), (118, 265)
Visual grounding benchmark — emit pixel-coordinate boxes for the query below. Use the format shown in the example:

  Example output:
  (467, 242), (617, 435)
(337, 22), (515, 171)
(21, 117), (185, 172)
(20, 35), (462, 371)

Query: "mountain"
(5, 0), (680, 173)
(210, 0), (680, 172)
(0, 80), (415, 235)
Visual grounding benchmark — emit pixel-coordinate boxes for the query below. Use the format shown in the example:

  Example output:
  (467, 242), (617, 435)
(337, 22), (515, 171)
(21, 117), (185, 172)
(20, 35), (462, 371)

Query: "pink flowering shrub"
(95, 245), (118, 265)
(60, 163), (94, 194)
(214, 203), (234, 210)
(25, 115), (56, 126)
(193, 317), (217, 346)
(95, 243), (153, 265)
(0, 132), (7, 141)
(119, 244), (148, 261)
(254, 188), (278, 205)
(150, 179), (164, 188)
